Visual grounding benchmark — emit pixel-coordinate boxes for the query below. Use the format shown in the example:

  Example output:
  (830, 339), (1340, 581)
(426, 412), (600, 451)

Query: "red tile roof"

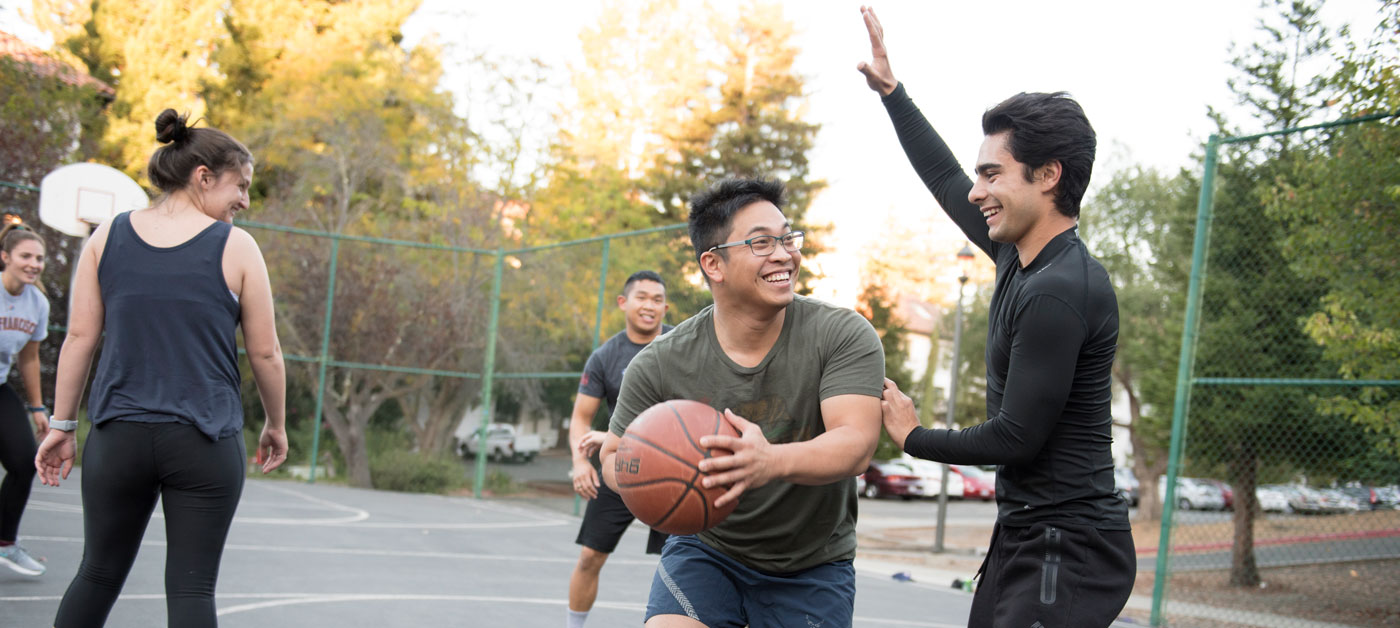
(0, 30), (114, 97)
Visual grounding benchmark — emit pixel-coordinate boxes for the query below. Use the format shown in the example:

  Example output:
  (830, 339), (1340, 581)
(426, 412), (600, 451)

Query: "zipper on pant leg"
(1039, 526), (1061, 605)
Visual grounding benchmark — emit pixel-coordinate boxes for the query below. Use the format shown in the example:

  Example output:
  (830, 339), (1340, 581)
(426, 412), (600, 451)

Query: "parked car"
(1158, 477), (1226, 511)
(456, 423), (542, 462)
(1376, 486), (1400, 509)
(1203, 479), (1234, 510)
(1255, 486), (1291, 513)
(1339, 485), (1381, 511)
(906, 459), (964, 500)
(861, 460), (925, 500)
(952, 464), (996, 501)
(1320, 488), (1363, 513)
(1114, 467), (1140, 506)
(1270, 484), (1329, 515)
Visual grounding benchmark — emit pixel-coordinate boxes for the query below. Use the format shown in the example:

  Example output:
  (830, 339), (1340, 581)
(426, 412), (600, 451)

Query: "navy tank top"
(87, 211), (243, 440)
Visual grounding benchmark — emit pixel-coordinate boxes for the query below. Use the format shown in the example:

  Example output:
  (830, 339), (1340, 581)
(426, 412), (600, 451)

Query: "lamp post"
(934, 243), (976, 553)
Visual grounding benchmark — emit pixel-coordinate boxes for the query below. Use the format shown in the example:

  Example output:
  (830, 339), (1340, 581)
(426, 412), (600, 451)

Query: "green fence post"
(1152, 134), (1220, 626)
(306, 237), (340, 484)
(473, 249), (506, 498)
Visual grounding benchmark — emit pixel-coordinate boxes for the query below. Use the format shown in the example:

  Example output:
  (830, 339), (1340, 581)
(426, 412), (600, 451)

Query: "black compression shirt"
(881, 83), (1129, 530)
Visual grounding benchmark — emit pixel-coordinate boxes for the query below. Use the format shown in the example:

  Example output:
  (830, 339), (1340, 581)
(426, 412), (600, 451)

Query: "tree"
(1189, 0), (1354, 587)
(1265, 2), (1400, 456)
(855, 281), (912, 461)
(0, 36), (111, 405)
(641, 1), (824, 227)
(1080, 166), (1196, 522)
(197, 0), (502, 487)
(29, 0), (223, 181)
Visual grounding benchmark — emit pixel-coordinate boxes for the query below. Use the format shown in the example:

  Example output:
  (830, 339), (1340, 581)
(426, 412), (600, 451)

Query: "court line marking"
(17, 535), (659, 566)
(28, 481), (572, 528)
(0, 592), (956, 626)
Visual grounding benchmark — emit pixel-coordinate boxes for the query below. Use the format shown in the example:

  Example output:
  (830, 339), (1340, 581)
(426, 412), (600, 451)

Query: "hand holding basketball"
(698, 409), (779, 509)
(614, 400), (742, 535)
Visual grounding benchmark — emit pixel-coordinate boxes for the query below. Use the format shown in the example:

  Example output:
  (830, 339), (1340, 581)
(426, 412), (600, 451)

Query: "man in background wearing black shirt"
(566, 270), (672, 628)
(856, 6), (1134, 627)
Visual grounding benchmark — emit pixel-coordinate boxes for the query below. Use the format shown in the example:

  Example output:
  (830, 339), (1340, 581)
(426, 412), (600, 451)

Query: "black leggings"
(0, 382), (37, 543)
(56, 420), (245, 628)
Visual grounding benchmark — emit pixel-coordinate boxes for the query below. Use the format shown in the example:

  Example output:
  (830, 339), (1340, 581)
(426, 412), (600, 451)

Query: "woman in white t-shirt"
(0, 222), (51, 577)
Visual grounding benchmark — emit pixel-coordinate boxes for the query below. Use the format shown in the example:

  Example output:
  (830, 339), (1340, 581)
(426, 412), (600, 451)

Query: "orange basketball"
(614, 400), (741, 535)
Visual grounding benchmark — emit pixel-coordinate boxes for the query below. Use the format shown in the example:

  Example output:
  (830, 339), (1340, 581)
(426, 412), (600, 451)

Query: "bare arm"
(36, 227), (107, 486)
(17, 341), (47, 437)
(568, 393), (604, 499)
(599, 431), (623, 493)
(698, 394), (882, 508)
(231, 228), (287, 473)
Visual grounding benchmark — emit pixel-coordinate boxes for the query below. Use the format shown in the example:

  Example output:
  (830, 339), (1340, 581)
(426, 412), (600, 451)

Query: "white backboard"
(39, 163), (148, 237)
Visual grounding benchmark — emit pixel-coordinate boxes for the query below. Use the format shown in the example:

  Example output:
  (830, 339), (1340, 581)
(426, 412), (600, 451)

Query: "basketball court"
(3, 469), (980, 627)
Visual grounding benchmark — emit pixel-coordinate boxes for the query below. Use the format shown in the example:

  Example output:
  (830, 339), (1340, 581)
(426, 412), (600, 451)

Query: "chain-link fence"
(1, 177), (698, 505)
(1152, 114), (1400, 626)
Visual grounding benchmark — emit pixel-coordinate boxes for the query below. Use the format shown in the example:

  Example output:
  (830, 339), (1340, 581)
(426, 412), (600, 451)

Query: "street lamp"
(935, 242), (977, 553)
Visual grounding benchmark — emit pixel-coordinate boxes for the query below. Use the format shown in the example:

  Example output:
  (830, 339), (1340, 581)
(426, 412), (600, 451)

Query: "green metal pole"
(473, 249), (506, 498)
(574, 238), (612, 516)
(1152, 135), (1220, 626)
(306, 237), (340, 484)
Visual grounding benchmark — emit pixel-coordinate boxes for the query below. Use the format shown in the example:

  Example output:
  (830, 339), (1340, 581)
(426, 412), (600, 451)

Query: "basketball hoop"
(39, 163), (148, 237)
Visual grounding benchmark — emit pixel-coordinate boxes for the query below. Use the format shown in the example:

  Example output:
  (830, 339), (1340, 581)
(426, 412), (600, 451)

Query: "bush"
(370, 449), (465, 494)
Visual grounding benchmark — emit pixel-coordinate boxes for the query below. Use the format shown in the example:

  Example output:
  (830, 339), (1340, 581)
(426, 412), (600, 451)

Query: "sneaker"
(0, 543), (46, 576)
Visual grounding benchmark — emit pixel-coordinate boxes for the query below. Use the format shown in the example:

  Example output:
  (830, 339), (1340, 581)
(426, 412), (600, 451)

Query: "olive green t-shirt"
(609, 295), (884, 574)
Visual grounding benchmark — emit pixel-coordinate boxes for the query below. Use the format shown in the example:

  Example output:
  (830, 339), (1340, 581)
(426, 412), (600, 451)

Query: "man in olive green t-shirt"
(600, 177), (884, 628)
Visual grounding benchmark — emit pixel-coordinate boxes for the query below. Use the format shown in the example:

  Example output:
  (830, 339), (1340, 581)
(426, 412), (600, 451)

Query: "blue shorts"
(646, 535), (855, 628)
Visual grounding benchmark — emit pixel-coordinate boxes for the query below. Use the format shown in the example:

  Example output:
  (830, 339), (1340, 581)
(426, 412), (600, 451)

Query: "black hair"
(687, 177), (786, 263)
(146, 109), (254, 194)
(0, 222), (44, 272)
(981, 92), (1096, 219)
(622, 270), (666, 296)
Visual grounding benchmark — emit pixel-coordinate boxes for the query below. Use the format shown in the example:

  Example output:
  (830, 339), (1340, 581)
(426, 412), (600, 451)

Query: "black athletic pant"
(969, 522), (1136, 628)
(55, 420), (245, 628)
(0, 383), (37, 542)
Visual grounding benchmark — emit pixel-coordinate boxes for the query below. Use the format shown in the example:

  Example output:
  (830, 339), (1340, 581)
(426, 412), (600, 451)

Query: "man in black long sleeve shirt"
(857, 7), (1133, 628)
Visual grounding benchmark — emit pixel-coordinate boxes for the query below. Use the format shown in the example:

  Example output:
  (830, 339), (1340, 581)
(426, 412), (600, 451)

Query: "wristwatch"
(48, 417), (78, 432)
(26, 405), (46, 413)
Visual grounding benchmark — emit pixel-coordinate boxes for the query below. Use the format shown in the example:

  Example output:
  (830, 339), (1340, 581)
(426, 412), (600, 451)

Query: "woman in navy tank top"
(35, 109), (288, 627)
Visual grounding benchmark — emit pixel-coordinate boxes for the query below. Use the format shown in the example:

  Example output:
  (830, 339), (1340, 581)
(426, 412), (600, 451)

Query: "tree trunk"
(320, 370), (400, 489)
(1116, 361), (1169, 522)
(1228, 443), (1260, 587)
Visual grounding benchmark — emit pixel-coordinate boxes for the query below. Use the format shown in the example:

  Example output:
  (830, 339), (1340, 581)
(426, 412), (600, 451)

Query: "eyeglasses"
(706, 231), (804, 257)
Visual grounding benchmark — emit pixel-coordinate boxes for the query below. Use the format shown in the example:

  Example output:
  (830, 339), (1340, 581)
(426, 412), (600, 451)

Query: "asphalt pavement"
(2, 452), (1376, 627)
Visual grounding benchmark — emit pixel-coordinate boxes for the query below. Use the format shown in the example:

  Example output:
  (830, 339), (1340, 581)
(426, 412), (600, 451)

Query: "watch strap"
(48, 418), (78, 432)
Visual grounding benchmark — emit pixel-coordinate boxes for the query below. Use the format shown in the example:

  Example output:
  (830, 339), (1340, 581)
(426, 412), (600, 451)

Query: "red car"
(952, 465), (996, 501)
(860, 460), (926, 500)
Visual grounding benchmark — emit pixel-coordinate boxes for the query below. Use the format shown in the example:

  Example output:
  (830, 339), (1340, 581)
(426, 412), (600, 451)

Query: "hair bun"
(154, 108), (192, 144)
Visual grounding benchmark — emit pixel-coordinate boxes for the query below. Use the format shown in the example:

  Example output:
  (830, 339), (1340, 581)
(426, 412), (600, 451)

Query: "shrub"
(370, 449), (465, 494)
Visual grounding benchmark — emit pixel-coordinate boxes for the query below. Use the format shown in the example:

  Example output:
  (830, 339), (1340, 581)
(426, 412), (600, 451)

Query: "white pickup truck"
(456, 423), (542, 463)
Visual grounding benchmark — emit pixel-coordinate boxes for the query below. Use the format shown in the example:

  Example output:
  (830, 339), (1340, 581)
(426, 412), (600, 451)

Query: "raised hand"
(856, 5), (898, 96)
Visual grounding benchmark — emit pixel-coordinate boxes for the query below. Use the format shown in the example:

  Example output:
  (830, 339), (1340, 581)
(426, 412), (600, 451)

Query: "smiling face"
(703, 200), (800, 311)
(619, 279), (668, 337)
(968, 131), (1057, 245)
(1, 238), (45, 287)
(198, 163), (253, 223)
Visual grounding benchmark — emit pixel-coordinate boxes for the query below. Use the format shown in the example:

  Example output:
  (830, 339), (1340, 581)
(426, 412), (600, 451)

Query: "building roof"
(897, 295), (942, 337)
(0, 30), (114, 97)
